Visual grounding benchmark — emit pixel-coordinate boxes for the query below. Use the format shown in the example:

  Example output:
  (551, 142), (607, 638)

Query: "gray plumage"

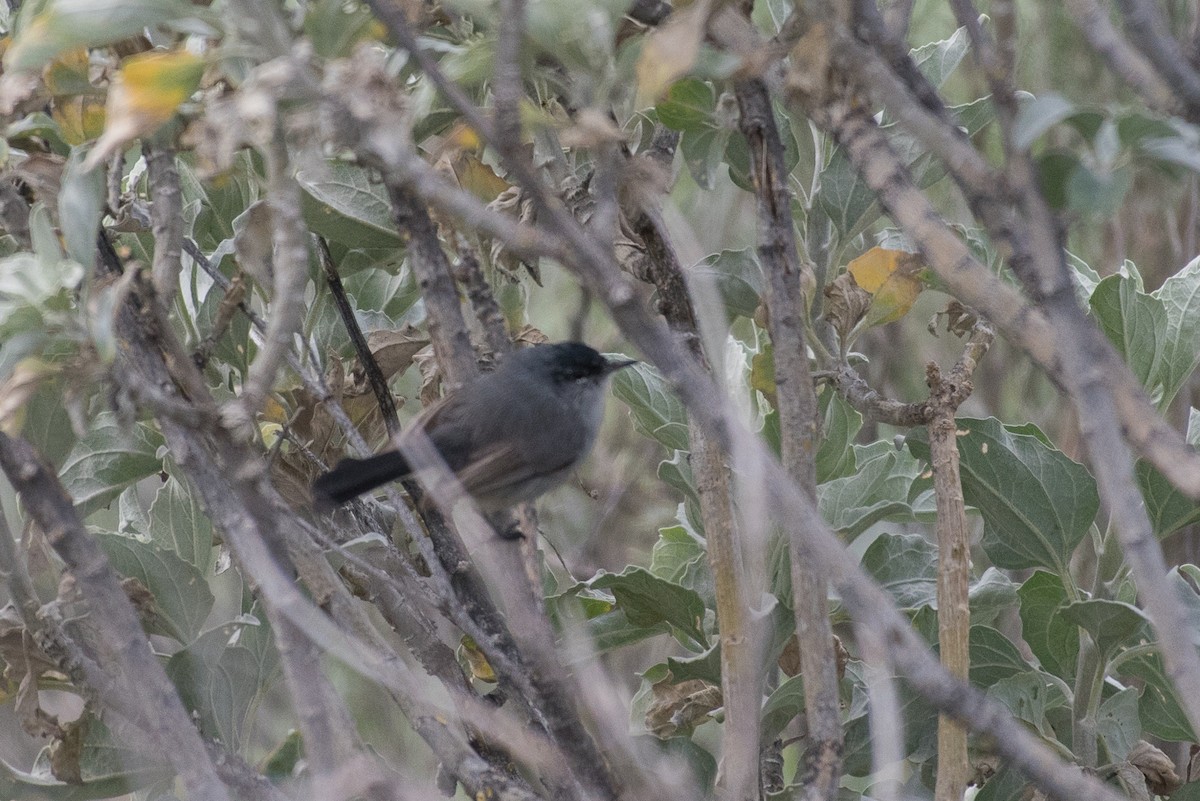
(312, 342), (635, 512)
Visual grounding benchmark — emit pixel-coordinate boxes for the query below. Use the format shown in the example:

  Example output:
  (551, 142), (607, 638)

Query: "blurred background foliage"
(0, 0), (1198, 799)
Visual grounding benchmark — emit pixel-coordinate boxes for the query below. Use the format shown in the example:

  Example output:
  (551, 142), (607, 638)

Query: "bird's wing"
(455, 442), (579, 505)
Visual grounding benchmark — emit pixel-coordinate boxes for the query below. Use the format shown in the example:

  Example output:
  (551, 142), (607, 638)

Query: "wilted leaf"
(644, 677), (721, 738)
(1128, 740), (1181, 796)
(458, 635), (495, 682)
(346, 325), (429, 395)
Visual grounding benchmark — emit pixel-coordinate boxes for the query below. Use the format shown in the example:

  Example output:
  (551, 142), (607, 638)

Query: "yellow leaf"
(81, 49), (203, 171)
(459, 635), (495, 683)
(847, 247), (904, 292)
(43, 48), (92, 96)
(846, 247), (927, 329)
(52, 95), (105, 144)
(634, 2), (711, 107)
(0, 359), (58, 435)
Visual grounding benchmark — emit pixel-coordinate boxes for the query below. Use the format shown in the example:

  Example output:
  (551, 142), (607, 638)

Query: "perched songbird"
(312, 342), (636, 513)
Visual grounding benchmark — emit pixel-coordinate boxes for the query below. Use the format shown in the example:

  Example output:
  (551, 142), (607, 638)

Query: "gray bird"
(312, 342), (636, 513)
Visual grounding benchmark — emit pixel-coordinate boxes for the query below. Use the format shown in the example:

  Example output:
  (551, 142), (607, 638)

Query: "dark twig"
(453, 241), (511, 358)
(317, 236), (401, 437)
(386, 180), (477, 388)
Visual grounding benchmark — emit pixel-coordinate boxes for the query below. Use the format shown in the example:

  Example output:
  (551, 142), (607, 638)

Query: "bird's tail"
(312, 451), (410, 511)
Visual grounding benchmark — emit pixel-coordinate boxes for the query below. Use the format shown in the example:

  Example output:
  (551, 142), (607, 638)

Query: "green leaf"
(1151, 255), (1200, 408)
(657, 455), (700, 532)
(818, 442), (923, 538)
(908, 418), (1099, 573)
(97, 533), (214, 643)
(21, 377), (78, 465)
(261, 730), (304, 781)
(973, 764), (1030, 801)
(58, 412), (164, 515)
(725, 119), (800, 193)
(1089, 273), (1168, 393)
(1135, 460), (1200, 539)
(815, 388), (861, 483)
(1097, 687), (1141, 762)
(689, 249), (763, 321)
(1013, 92), (1077, 151)
(656, 78), (714, 132)
(5, 0), (212, 72)
(167, 616), (279, 751)
(583, 567), (708, 648)
(969, 568), (1019, 623)
(59, 145), (106, 269)
(1068, 250), (1104, 303)
(986, 671), (1068, 741)
(649, 520), (713, 607)
(148, 475), (214, 572)
(970, 625), (1030, 686)
(911, 26), (970, 88)
(1169, 565), (1200, 646)
(680, 126), (731, 191)
(0, 716), (171, 800)
(817, 147), (879, 241)
(1059, 599), (1147, 658)
(861, 532), (936, 610)
(1017, 570), (1079, 680)
(611, 363), (690, 452)
(1121, 652), (1195, 741)
(761, 674), (805, 742)
(840, 664), (939, 777)
(298, 162), (404, 248)
(1067, 164), (1132, 218)
(1036, 150), (1080, 210)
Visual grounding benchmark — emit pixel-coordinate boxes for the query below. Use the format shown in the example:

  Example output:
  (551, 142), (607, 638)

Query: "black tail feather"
(312, 451), (410, 510)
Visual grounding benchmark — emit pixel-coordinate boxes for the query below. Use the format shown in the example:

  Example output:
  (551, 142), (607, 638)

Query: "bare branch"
(0, 433), (232, 801)
(1116, 0), (1200, 113)
(735, 76), (842, 799)
(144, 139), (183, 311)
(1062, 0), (1181, 115)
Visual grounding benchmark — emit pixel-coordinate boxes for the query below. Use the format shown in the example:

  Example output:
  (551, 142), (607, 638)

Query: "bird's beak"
(605, 356), (638, 373)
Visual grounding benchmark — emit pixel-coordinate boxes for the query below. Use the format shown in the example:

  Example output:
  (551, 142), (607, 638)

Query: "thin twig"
(317, 236), (402, 437)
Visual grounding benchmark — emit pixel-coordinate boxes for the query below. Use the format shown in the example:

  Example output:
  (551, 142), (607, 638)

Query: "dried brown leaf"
(644, 677), (722, 738)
